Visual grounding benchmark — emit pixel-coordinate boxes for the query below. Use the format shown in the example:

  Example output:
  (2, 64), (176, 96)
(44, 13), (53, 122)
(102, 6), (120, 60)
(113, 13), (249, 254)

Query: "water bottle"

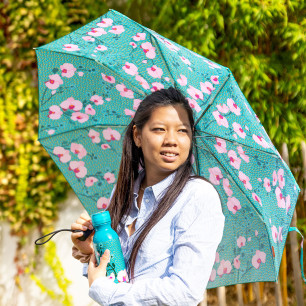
(91, 211), (129, 283)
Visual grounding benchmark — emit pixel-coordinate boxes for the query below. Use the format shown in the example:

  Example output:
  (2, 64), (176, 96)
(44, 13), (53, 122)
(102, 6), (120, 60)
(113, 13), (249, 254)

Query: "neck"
(142, 171), (175, 188)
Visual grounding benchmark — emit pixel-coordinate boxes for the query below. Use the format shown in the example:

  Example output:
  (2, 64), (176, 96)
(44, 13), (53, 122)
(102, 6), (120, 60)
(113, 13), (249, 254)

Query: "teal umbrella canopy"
(36, 9), (301, 288)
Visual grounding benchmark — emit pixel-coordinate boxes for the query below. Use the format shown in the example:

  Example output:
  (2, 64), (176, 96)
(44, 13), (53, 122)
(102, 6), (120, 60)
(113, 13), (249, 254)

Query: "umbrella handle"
(289, 227), (306, 284)
(34, 228), (94, 245)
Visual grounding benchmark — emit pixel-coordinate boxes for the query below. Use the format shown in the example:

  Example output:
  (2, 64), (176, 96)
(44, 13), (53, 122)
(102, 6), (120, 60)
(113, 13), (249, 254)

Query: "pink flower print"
(133, 33), (146, 41)
(237, 146), (249, 163)
(71, 112), (89, 123)
(227, 98), (241, 116)
(85, 176), (98, 187)
(97, 197), (110, 210)
(200, 81), (215, 95)
(140, 42), (156, 59)
(217, 260), (232, 277)
(227, 197), (241, 214)
(90, 95), (104, 106)
(70, 143), (87, 159)
(151, 82), (164, 92)
(133, 99), (142, 110)
(63, 44), (80, 51)
(278, 227), (283, 242)
(51, 90), (56, 95)
(117, 269), (129, 282)
(69, 161), (87, 178)
(163, 39), (180, 52)
(48, 105), (63, 120)
(264, 178), (271, 192)
(107, 272), (115, 282)
(252, 192), (262, 206)
(96, 45), (107, 51)
(258, 178), (262, 182)
(104, 172), (115, 184)
(285, 195), (291, 213)
(187, 86), (203, 100)
(48, 129), (55, 135)
(78, 72), (84, 77)
(130, 42), (137, 48)
(216, 104), (229, 114)
(103, 127), (121, 141)
(116, 84), (134, 99)
(87, 27), (106, 36)
(203, 59), (221, 69)
(237, 236), (246, 248)
(272, 170), (277, 186)
(82, 36), (95, 42)
(248, 237), (251, 242)
(147, 65), (163, 78)
(239, 171), (252, 190)
(177, 74), (187, 86)
(209, 269), (216, 282)
(211, 75), (219, 84)
(223, 178), (233, 197)
(253, 134), (269, 148)
(101, 144), (111, 150)
(53, 147), (71, 163)
(233, 122), (246, 139)
(252, 250), (266, 269)
(88, 129), (101, 143)
(124, 109), (135, 118)
(228, 150), (241, 170)
(101, 73), (115, 83)
(187, 98), (201, 113)
(60, 63), (76, 78)
(215, 252), (220, 263)
(215, 138), (227, 153)
(135, 75), (150, 89)
(180, 56), (191, 66)
(96, 18), (113, 27)
(255, 230), (258, 236)
(234, 255), (241, 269)
(213, 111), (229, 128)
(85, 104), (95, 115)
(123, 62), (138, 76)
(45, 74), (63, 89)
(208, 167), (223, 185)
(277, 169), (285, 189)
(60, 97), (82, 111)
(109, 25), (125, 34)
(275, 187), (285, 208)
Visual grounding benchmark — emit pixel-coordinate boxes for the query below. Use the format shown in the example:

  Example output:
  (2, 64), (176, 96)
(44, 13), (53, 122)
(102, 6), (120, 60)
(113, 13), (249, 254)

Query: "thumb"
(98, 249), (110, 271)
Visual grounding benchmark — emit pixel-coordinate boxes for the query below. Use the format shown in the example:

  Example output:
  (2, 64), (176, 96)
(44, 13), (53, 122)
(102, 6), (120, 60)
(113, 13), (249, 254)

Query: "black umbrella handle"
(34, 228), (94, 245)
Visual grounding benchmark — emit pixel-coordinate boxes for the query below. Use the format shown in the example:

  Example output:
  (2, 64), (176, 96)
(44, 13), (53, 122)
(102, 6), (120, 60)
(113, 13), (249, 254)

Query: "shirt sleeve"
(88, 180), (225, 306)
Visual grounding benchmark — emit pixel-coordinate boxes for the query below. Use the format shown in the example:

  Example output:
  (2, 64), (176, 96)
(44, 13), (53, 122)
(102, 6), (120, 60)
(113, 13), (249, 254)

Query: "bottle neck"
(94, 222), (111, 231)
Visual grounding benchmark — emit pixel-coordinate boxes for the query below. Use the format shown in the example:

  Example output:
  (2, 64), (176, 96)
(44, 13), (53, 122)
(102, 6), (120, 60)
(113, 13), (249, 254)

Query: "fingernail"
(82, 225), (88, 230)
(89, 224), (93, 230)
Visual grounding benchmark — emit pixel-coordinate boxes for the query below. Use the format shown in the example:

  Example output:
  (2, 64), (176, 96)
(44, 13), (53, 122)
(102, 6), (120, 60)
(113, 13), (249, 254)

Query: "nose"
(164, 130), (177, 146)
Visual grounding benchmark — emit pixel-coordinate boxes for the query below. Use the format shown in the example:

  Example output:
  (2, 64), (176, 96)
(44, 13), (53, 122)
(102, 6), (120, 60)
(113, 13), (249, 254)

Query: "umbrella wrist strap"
(288, 226), (306, 284)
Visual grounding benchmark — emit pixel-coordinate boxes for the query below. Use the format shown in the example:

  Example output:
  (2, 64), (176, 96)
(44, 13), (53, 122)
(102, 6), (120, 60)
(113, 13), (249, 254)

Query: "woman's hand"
(71, 211), (94, 255)
(88, 249), (110, 287)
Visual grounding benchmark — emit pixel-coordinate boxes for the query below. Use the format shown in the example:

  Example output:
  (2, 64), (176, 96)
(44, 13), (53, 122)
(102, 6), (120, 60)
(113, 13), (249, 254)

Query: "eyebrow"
(152, 121), (191, 127)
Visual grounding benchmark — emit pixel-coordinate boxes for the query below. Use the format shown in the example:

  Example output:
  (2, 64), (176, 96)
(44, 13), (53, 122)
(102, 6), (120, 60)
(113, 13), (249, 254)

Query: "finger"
(71, 222), (88, 231)
(80, 212), (91, 222)
(98, 249), (110, 271)
(75, 218), (93, 230)
(88, 253), (97, 271)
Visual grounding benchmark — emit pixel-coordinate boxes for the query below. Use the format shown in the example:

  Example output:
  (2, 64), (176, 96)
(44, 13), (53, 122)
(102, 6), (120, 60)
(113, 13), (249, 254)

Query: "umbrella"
(35, 9), (303, 287)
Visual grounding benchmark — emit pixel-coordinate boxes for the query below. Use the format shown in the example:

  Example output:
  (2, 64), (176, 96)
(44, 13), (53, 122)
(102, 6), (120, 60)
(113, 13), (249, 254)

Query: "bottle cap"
(91, 211), (111, 227)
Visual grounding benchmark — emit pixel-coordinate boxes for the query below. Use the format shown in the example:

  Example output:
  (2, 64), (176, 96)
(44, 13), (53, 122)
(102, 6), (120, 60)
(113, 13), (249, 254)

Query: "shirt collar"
(133, 170), (176, 200)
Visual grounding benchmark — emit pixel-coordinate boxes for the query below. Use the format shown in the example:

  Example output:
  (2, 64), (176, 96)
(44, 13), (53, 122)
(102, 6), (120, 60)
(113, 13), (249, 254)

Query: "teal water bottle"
(92, 211), (129, 283)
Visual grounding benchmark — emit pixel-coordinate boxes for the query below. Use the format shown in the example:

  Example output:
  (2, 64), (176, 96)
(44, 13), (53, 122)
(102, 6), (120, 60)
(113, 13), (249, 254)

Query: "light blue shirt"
(88, 171), (225, 305)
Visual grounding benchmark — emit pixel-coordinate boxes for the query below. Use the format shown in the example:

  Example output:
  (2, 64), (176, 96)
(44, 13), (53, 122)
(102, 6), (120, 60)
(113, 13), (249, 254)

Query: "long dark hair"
(108, 87), (202, 279)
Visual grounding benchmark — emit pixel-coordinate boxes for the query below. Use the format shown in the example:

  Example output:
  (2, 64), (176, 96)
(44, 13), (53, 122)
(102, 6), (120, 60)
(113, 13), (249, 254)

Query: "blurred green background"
(0, 0), (305, 304)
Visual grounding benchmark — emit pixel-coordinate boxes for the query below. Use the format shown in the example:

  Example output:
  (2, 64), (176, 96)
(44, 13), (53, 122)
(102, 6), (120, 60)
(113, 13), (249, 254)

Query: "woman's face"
(133, 105), (192, 183)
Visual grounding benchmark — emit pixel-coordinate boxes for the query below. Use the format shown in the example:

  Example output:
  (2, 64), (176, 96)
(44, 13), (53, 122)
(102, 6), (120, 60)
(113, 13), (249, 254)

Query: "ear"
(133, 125), (141, 148)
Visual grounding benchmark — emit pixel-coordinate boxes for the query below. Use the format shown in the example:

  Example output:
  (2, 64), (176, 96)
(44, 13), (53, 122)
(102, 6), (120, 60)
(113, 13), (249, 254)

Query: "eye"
(153, 128), (164, 131)
(178, 129), (188, 133)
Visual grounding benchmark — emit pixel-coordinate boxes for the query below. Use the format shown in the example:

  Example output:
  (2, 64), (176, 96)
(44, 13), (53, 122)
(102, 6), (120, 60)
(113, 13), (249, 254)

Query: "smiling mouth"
(161, 152), (178, 157)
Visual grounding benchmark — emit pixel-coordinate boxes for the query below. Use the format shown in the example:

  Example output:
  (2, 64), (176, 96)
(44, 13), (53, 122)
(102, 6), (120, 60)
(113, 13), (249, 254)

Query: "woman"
(71, 87), (225, 305)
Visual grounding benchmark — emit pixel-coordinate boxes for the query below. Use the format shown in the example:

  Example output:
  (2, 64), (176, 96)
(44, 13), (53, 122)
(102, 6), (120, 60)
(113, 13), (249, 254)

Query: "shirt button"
(145, 199), (149, 203)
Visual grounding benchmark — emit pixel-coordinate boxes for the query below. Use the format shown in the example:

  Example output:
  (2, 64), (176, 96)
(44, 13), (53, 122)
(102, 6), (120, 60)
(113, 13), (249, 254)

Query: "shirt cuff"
(89, 277), (118, 305)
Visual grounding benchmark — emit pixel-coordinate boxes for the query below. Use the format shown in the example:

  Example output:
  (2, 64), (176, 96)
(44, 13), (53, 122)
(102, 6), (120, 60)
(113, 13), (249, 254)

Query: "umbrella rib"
(38, 124), (128, 141)
(194, 131), (280, 159)
(196, 136), (264, 223)
(194, 72), (230, 126)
